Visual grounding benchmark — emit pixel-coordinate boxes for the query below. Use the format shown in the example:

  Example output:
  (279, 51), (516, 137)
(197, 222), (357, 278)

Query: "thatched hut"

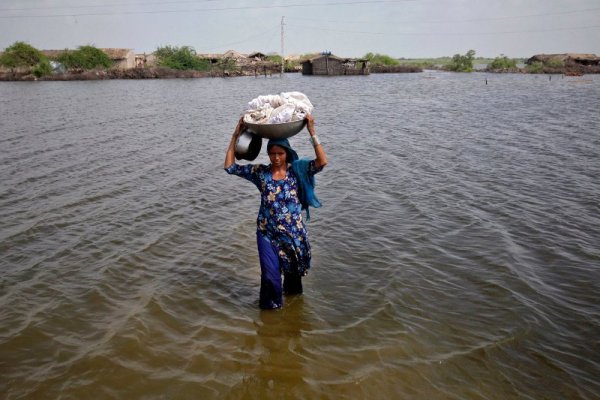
(527, 53), (600, 66)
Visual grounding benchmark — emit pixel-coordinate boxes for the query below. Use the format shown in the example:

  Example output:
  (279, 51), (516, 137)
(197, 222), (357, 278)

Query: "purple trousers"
(256, 233), (302, 309)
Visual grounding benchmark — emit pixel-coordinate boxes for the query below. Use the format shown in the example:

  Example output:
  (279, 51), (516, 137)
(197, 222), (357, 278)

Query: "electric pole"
(281, 16), (285, 76)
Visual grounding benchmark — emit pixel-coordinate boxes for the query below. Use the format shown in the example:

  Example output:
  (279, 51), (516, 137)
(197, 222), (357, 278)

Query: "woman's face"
(268, 145), (287, 167)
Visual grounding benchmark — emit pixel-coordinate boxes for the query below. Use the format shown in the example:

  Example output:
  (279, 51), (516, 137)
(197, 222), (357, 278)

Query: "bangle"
(310, 135), (321, 147)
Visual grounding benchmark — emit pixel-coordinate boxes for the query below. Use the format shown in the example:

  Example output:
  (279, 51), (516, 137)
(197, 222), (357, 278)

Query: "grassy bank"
(398, 57), (527, 69)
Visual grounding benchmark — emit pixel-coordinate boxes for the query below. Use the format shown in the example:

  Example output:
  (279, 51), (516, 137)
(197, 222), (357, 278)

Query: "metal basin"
(234, 130), (262, 161)
(245, 119), (307, 139)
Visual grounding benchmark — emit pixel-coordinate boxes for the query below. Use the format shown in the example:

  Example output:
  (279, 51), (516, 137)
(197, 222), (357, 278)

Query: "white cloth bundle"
(244, 92), (314, 124)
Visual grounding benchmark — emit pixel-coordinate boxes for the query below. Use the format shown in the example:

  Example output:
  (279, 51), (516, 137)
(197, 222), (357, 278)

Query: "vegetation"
(398, 58), (440, 69)
(56, 45), (113, 70)
(525, 57), (565, 73)
(363, 53), (399, 66)
(265, 55), (296, 72)
(3, 41), (596, 80)
(398, 56), (519, 70)
(0, 41), (51, 76)
(545, 58), (565, 68)
(32, 59), (52, 77)
(266, 54), (282, 64)
(215, 57), (238, 73)
(154, 46), (210, 71)
(445, 50), (476, 72)
(488, 55), (518, 70)
(526, 62), (544, 73)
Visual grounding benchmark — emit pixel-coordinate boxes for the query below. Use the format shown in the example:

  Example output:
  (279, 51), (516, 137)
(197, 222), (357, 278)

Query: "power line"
(0, 0), (221, 12)
(201, 25), (280, 52)
(286, 22), (600, 36)
(290, 7), (600, 25)
(0, 0), (413, 19)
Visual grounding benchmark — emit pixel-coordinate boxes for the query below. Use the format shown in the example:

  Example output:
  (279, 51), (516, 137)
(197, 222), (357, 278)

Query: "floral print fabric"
(225, 161), (322, 275)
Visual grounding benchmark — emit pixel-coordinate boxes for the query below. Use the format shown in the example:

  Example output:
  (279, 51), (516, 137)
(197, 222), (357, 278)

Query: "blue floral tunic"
(225, 161), (322, 275)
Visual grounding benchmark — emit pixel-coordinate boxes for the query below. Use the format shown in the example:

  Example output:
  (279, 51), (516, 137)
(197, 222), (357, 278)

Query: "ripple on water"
(1, 74), (599, 399)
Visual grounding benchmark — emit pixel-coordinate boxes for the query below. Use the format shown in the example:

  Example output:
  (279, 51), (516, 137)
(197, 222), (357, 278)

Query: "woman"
(224, 114), (328, 309)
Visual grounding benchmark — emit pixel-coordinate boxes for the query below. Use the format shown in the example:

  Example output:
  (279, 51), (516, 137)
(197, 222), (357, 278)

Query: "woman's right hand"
(233, 116), (245, 139)
(225, 116), (245, 169)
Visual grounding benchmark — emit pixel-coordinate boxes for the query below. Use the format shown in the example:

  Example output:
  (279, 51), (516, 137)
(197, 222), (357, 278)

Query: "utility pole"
(281, 16), (285, 76)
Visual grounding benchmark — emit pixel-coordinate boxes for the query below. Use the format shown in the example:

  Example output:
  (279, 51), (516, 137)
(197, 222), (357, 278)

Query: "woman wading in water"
(224, 115), (328, 309)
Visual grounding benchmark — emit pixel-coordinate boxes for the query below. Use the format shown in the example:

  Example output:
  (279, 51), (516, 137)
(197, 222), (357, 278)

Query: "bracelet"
(310, 135), (321, 147)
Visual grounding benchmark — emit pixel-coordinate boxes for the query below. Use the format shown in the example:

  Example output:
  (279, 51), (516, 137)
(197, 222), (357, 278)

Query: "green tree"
(32, 59), (52, 77)
(266, 55), (282, 64)
(363, 52), (399, 66)
(56, 45), (113, 70)
(545, 58), (564, 68)
(489, 55), (517, 70)
(526, 61), (544, 73)
(0, 41), (47, 70)
(446, 49), (476, 72)
(265, 55), (288, 70)
(154, 45), (210, 71)
(217, 57), (238, 72)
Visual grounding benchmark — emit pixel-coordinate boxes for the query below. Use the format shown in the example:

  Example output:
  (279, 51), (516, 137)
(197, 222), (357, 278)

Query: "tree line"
(0, 42), (281, 77)
(0, 42), (113, 77)
(2, 41), (567, 78)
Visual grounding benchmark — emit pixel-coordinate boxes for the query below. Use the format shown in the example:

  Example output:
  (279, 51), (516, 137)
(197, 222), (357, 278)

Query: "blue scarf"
(267, 138), (322, 220)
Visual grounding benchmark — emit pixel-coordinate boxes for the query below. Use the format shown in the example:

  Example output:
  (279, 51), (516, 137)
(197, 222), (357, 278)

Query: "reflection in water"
(229, 296), (311, 399)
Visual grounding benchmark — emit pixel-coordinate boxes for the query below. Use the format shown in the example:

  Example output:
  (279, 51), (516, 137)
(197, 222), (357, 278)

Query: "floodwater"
(1, 72), (599, 399)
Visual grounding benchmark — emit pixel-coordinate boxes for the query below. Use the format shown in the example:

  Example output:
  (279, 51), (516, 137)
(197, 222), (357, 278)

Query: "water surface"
(1, 72), (599, 399)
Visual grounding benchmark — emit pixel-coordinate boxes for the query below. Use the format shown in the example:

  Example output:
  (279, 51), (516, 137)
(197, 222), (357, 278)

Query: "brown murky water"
(1, 73), (599, 399)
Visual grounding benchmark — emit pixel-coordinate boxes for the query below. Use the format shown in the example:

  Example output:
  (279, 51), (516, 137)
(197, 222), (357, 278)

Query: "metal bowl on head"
(244, 119), (307, 139)
(234, 129), (262, 161)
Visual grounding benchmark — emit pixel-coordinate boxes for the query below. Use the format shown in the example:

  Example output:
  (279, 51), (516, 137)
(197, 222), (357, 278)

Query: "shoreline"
(0, 65), (284, 81)
(1, 65), (599, 81)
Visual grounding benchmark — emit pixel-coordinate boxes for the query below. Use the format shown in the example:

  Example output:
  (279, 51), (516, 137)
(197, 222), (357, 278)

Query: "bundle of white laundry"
(243, 91), (314, 124)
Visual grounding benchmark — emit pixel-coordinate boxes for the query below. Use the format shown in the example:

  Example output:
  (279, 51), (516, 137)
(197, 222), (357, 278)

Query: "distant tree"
(154, 45), (210, 71)
(526, 61), (544, 73)
(217, 57), (238, 73)
(56, 45), (113, 70)
(489, 55), (517, 70)
(266, 55), (282, 64)
(32, 59), (53, 77)
(545, 58), (564, 68)
(265, 54), (288, 70)
(446, 49), (476, 72)
(363, 52), (399, 66)
(0, 41), (47, 70)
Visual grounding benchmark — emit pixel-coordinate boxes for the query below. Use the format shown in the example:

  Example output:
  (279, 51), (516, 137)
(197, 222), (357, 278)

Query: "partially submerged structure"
(527, 53), (600, 66)
(195, 50), (280, 76)
(198, 50), (250, 66)
(302, 53), (369, 76)
(101, 48), (136, 69)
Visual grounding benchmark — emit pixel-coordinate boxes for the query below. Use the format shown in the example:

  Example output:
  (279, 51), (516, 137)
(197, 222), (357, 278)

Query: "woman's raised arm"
(305, 115), (328, 169)
(224, 117), (245, 169)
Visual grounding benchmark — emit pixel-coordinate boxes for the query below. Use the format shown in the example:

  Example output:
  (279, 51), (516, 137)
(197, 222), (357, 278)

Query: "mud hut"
(302, 53), (369, 76)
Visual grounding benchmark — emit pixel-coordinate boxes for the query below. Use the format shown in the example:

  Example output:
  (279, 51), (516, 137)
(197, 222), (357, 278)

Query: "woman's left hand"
(305, 114), (316, 136)
(305, 114), (328, 169)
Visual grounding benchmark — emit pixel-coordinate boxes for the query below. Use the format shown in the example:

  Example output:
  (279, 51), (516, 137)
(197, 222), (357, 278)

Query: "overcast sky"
(1, 0), (599, 58)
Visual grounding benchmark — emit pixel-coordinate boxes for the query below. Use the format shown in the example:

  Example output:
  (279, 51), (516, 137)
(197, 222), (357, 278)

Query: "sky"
(1, 0), (599, 58)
